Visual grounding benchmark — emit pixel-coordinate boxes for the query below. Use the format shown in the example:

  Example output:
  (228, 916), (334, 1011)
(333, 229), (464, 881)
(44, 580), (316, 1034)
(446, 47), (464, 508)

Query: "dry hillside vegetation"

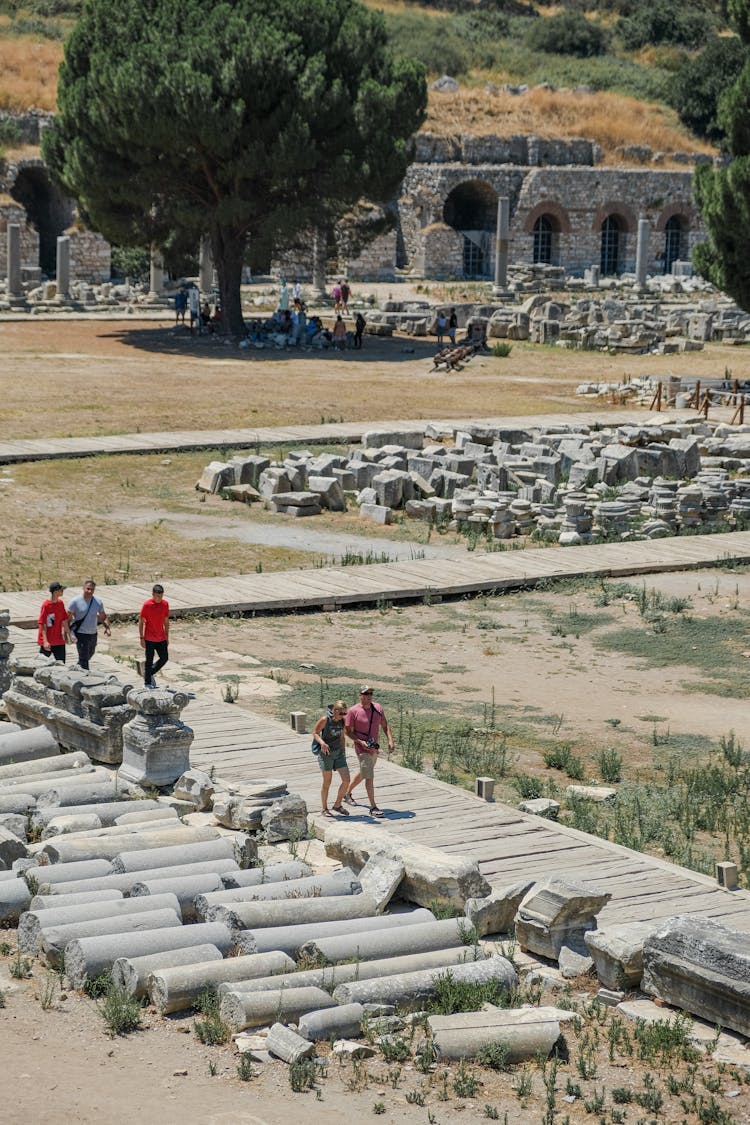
(424, 86), (715, 163)
(0, 34), (61, 111)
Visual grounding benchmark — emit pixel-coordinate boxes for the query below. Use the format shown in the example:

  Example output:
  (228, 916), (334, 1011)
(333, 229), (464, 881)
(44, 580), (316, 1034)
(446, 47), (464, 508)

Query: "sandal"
(322, 809), (335, 818)
(343, 794), (357, 806)
(369, 806), (384, 818)
(332, 805), (349, 816)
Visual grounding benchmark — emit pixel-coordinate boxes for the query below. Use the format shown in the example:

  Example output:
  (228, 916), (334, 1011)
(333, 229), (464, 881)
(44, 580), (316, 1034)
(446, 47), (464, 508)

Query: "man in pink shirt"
(344, 685), (395, 818)
(139, 584), (169, 688)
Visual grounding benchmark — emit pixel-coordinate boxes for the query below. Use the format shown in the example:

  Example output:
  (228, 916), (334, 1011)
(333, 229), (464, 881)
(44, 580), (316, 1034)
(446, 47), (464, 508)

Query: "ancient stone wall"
(67, 227), (111, 282)
(0, 203), (40, 277)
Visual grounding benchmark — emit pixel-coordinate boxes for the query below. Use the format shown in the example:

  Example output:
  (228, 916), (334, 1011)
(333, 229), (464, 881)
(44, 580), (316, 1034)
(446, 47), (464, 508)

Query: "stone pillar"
(7, 224), (22, 302)
(119, 688), (193, 787)
(0, 610), (13, 697)
(312, 229), (327, 297)
(199, 236), (213, 294)
(492, 198), (510, 296)
(635, 218), (650, 289)
(149, 249), (164, 298)
(56, 236), (71, 301)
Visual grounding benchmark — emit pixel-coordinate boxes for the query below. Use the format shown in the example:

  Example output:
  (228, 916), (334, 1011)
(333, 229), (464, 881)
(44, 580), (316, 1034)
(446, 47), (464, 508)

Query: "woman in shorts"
(311, 700), (351, 818)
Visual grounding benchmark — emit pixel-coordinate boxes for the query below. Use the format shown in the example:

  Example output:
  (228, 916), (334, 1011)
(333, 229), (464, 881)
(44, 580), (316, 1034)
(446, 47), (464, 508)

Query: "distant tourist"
(38, 581), (71, 662)
(311, 700), (351, 818)
(354, 311), (366, 349)
(344, 685), (395, 817)
(332, 280), (342, 312)
(332, 315), (347, 351)
(340, 278), (351, 313)
(174, 286), (187, 326)
(67, 579), (110, 670)
(278, 278), (290, 312)
(436, 311), (447, 345)
(292, 279), (302, 303)
(448, 308), (458, 345)
(139, 584), (169, 688)
(188, 286), (201, 334)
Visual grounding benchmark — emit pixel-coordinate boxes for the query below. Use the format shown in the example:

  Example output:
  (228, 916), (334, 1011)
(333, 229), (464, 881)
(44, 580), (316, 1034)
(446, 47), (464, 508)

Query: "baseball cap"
(360, 685), (373, 694)
(49, 581), (65, 593)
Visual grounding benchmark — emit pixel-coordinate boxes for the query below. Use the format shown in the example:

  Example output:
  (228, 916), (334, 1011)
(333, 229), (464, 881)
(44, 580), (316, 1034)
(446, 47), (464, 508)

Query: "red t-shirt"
(345, 702), (386, 753)
(37, 598), (67, 646)
(140, 598), (169, 642)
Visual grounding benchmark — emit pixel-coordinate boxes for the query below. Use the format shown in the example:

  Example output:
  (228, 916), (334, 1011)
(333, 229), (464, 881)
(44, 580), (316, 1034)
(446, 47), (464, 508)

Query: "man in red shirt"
(37, 581), (71, 662)
(139, 584), (170, 688)
(344, 685), (395, 818)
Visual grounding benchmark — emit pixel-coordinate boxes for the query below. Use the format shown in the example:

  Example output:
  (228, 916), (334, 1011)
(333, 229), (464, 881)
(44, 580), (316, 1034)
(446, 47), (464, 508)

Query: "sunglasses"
(361, 690), (373, 695)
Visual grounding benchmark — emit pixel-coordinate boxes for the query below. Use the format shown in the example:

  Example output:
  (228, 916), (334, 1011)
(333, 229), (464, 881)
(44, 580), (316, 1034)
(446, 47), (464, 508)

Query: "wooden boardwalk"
(8, 629), (750, 932)
(0, 408), (693, 465)
(5, 529), (750, 629)
(185, 696), (750, 934)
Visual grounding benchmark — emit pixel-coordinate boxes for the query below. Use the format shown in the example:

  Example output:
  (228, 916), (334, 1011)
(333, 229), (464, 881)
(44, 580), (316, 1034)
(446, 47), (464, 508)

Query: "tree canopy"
(43, 0), (426, 333)
(693, 1), (750, 309)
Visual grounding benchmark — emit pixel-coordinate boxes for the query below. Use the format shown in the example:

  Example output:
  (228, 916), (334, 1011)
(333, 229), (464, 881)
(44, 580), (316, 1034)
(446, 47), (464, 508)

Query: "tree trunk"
(211, 226), (246, 337)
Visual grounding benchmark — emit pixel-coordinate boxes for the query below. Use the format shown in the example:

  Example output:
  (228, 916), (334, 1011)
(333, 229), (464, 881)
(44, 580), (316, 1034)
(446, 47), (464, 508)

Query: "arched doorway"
(664, 215), (685, 274)
(533, 215), (559, 265)
(10, 165), (74, 277)
(600, 215), (621, 275)
(443, 180), (498, 280)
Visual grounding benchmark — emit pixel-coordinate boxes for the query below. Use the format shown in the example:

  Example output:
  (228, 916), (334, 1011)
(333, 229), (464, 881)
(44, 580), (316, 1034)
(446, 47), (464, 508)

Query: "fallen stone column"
(0, 726), (59, 765)
(112, 944), (223, 997)
(65, 921), (235, 988)
(0, 724), (21, 737)
(324, 824), (490, 908)
(148, 950), (295, 1013)
(20, 891), (183, 953)
(24, 858), (115, 887)
(221, 946), (489, 998)
(30, 889), (124, 910)
(300, 917), (471, 965)
(298, 1003), (364, 1041)
(585, 922), (660, 989)
(36, 776), (140, 808)
(515, 878), (611, 959)
(220, 860), (312, 889)
(0, 792), (36, 815)
(196, 869), (361, 919)
(642, 915), (750, 1037)
(238, 907), (436, 957)
(31, 799), (164, 830)
(113, 807), (178, 827)
(464, 880), (535, 937)
(39, 857), (240, 896)
(41, 813), (103, 839)
(221, 984), (337, 1032)
(0, 825), (28, 869)
(0, 750), (90, 782)
(429, 1007), (562, 1062)
(213, 892), (378, 936)
(332, 953), (517, 1007)
(42, 906), (183, 967)
(40, 825), (221, 865)
(266, 1022), (316, 1064)
(130, 873), (225, 922)
(0, 765), (96, 792)
(0, 876), (32, 923)
(111, 836), (248, 873)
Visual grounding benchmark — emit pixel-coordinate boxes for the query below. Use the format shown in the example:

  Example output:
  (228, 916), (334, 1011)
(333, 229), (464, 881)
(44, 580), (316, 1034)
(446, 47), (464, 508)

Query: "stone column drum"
(119, 687), (193, 787)
(0, 610), (13, 697)
(56, 236), (71, 301)
(7, 224), (22, 302)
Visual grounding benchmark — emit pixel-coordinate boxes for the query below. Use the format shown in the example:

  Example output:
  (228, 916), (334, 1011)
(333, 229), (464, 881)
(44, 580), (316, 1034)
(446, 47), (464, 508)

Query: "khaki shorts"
(317, 748), (348, 773)
(355, 750), (377, 780)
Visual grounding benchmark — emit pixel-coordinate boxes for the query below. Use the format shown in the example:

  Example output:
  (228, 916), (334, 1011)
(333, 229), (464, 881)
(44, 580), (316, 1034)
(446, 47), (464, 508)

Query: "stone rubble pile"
(366, 290), (750, 354)
(196, 417), (750, 543)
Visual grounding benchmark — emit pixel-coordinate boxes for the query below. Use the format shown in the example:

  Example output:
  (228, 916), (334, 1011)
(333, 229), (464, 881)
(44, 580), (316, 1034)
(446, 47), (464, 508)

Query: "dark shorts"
(317, 749), (348, 773)
(40, 644), (66, 662)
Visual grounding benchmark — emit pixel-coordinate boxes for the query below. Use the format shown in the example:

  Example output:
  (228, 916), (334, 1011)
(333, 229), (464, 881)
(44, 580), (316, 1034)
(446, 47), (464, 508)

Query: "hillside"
(0, 0), (733, 160)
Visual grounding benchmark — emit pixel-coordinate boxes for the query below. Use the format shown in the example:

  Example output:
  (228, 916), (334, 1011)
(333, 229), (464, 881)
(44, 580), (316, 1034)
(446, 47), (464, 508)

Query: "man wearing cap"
(67, 578), (110, 670)
(344, 685), (395, 818)
(139, 584), (170, 687)
(37, 582), (71, 662)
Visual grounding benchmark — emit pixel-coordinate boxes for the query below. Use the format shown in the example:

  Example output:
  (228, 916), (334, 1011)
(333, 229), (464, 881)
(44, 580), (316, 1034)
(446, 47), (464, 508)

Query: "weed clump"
(99, 981), (142, 1036)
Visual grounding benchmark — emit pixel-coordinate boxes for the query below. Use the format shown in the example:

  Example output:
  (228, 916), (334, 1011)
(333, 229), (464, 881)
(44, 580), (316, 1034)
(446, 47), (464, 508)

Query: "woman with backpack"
(311, 700), (351, 817)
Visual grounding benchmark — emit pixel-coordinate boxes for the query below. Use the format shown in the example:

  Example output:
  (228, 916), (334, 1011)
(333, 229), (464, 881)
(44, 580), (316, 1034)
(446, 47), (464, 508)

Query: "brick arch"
(655, 202), (696, 232)
(523, 200), (571, 235)
(592, 202), (637, 234)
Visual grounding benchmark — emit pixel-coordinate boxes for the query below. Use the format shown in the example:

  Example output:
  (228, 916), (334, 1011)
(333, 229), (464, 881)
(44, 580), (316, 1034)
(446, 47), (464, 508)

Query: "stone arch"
(654, 202), (695, 232)
(442, 179), (498, 279)
(592, 202), (637, 235)
(8, 161), (74, 277)
(523, 200), (571, 235)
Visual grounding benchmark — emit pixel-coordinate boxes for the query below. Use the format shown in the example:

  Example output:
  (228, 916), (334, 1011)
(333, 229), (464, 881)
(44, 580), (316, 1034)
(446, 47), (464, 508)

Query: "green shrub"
(289, 1056), (318, 1092)
(668, 36), (746, 141)
(99, 982), (142, 1036)
(0, 118), (22, 148)
(110, 245), (151, 284)
(492, 341), (513, 357)
(512, 772), (543, 799)
(477, 1041), (513, 1071)
(6, 15), (64, 36)
(526, 11), (609, 56)
(384, 10), (471, 75)
(617, 0), (713, 48)
(597, 747), (623, 783)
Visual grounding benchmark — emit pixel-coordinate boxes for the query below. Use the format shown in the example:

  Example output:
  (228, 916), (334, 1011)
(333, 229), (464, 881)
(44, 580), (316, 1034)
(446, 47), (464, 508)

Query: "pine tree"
(693, 1), (750, 310)
(43, 0), (426, 334)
